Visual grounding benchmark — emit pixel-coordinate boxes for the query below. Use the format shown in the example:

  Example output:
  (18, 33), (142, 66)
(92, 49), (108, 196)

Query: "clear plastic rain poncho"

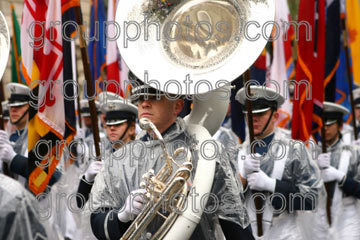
(213, 126), (239, 147)
(0, 173), (61, 240)
(11, 128), (28, 157)
(8, 127), (28, 186)
(318, 138), (360, 240)
(237, 127), (326, 240)
(89, 118), (249, 239)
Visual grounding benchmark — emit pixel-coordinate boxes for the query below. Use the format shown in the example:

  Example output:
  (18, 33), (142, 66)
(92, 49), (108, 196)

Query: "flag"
(61, 0), (78, 145)
(88, 0), (106, 98)
(324, 0), (341, 102)
(106, 0), (124, 96)
(120, 58), (131, 97)
(250, 48), (268, 86)
(345, 0), (360, 86)
(335, 1), (355, 124)
(285, 19), (295, 80)
(10, 4), (25, 84)
(22, 0), (66, 195)
(335, 40), (354, 124)
(292, 0), (326, 142)
(269, 0), (294, 129)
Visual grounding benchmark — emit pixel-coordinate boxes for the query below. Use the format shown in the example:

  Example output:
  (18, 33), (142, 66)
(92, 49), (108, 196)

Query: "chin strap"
(10, 107), (29, 125)
(112, 121), (132, 143)
(254, 109), (275, 137)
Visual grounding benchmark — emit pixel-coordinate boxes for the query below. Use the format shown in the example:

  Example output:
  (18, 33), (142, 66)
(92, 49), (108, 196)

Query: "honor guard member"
(6, 83), (30, 151)
(0, 83), (30, 182)
(76, 99), (138, 208)
(236, 86), (322, 240)
(316, 102), (360, 239)
(89, 73), (253, 240)
(0, 83), (61, 186)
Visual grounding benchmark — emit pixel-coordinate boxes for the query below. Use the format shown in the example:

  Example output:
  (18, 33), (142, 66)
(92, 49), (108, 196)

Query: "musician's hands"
(247, 170), (276, 192)
(118, 189), (147, 223)
(240, 153), (261, 179)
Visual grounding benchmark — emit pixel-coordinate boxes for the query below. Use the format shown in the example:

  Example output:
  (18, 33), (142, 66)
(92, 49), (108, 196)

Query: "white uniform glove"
(84, 161), (103, 182)
(321, 166), (345, 183)
(247, 170), (276, 192)
(0, 131), (16, 164)
(0, 130), (9, 142)
(118, 189), (147, 223)
(317, 153), (331, 169)
(240, 153), (261, 179)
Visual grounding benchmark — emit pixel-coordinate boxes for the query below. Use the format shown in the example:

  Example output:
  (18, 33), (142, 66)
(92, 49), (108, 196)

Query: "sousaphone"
(0, 11), (10, 81)
(0, 11), (11, 175)
(115, 0), (274, 239)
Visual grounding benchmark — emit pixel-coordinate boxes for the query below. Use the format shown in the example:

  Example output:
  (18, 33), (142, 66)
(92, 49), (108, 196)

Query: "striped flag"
(106, 0), (124, 96)
(10, 4), (25, 84)
(269, 0), (294, 129)
(292, 0), (326, 141)
(21, 0), (66, 195)
(88, 0), (106, 97)
(345, 0), (360, 86)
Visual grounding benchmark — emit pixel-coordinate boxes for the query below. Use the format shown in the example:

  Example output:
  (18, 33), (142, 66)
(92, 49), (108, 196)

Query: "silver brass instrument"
(115, 0), (274, 238)
(120, 118), (194, 240)
(120, 86), (228, 240)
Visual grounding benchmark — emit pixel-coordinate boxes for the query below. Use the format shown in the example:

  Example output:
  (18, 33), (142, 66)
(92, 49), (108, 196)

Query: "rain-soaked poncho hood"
(89, 118), (249, 239)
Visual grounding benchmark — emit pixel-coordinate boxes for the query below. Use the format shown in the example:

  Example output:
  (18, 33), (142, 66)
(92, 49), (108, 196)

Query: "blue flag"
(87, 0), (106, 98)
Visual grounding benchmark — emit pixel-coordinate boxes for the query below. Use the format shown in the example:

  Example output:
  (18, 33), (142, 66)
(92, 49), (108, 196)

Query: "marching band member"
(316, 101), (360, 239)
(88, 74), (253, 240)
(236, 86), (323, 239)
